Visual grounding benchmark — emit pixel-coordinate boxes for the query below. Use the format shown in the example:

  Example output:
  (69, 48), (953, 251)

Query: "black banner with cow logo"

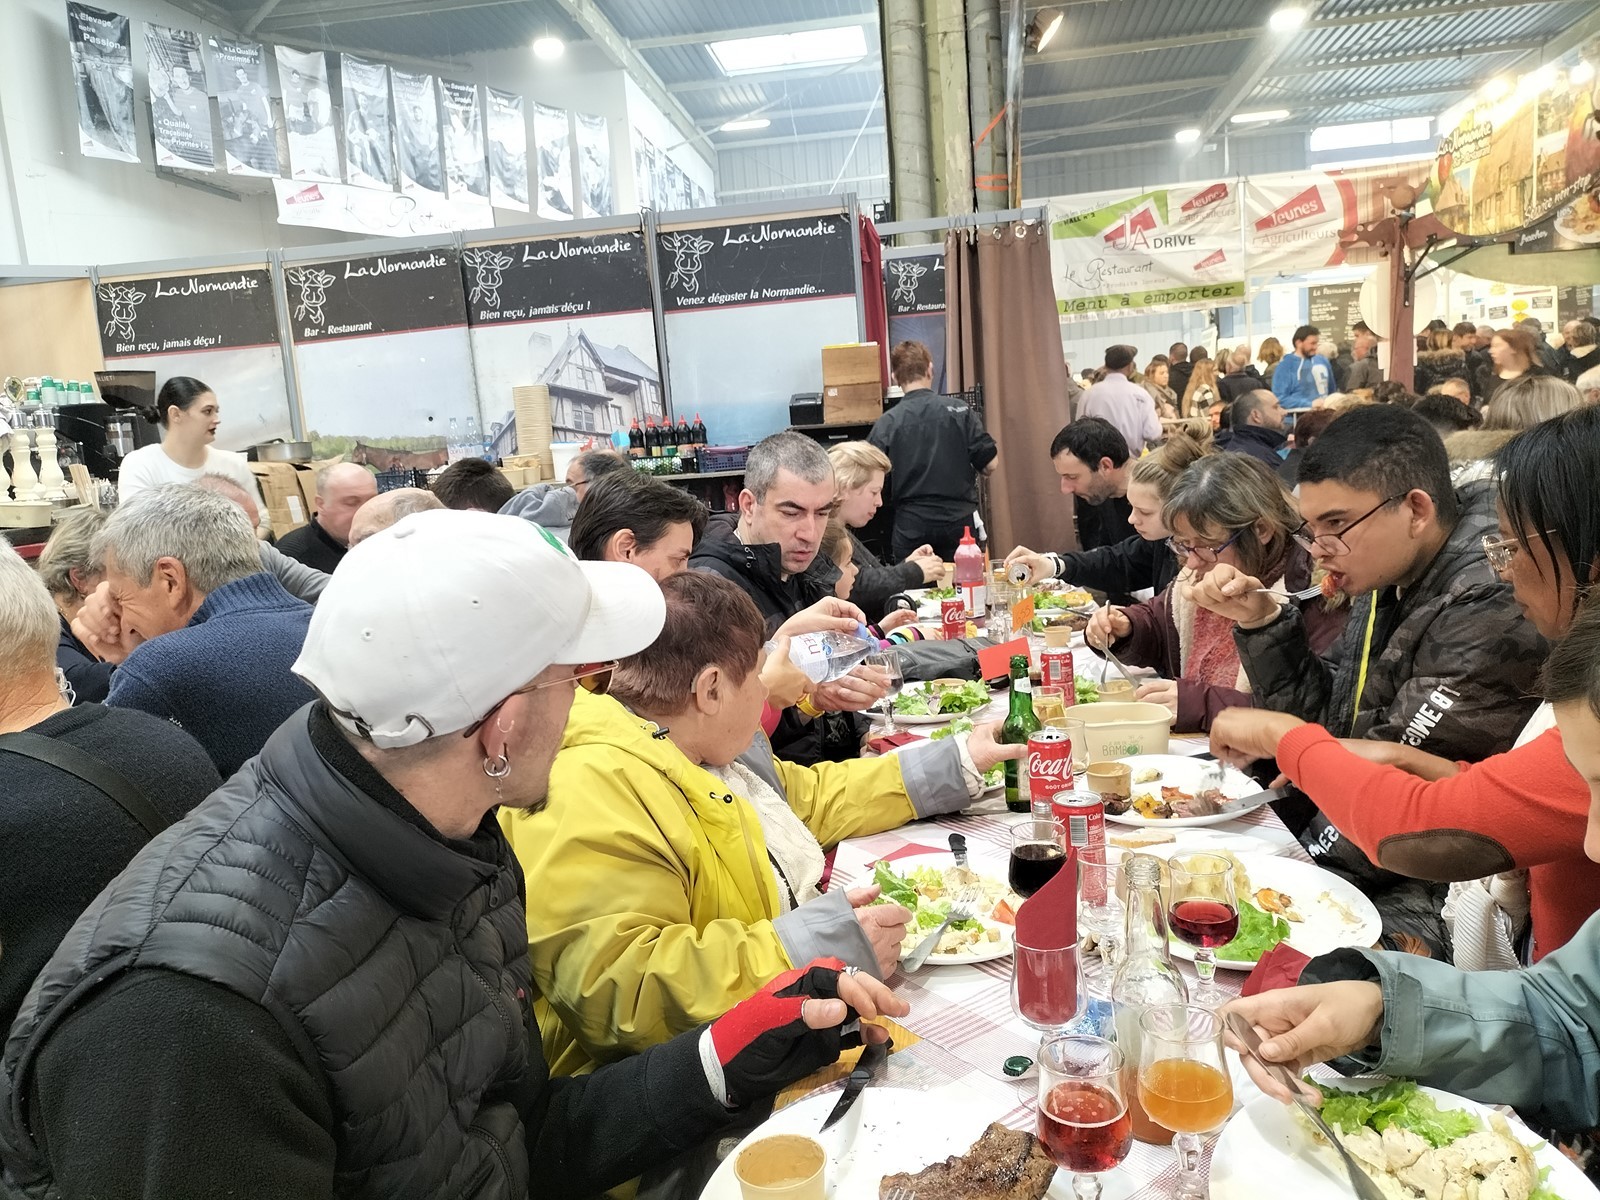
(655, 213), (856, 312)
(285, 248), (467, 342)
(95, 270), (278, 357)
(461, 232), (651, 325)
(884, 253), (945, 317)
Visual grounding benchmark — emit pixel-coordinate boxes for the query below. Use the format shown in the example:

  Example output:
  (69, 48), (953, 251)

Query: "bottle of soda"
(676, 416), (693, 449)
(1001, 655), (1040, 814)
(954, 526), (986, 618)
(1112, 856), (1190, 1144)
(691, 413), (707, 447)
(628, 418), (644, 458)
(644, 418), (659, 458)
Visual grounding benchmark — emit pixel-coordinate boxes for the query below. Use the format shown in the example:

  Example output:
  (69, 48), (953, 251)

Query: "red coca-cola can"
(1027, 728), (1074, 818)
(1041, 646), (1075, 697)
(940, 598), (965, 641)
(1053, 792), (1106, 854)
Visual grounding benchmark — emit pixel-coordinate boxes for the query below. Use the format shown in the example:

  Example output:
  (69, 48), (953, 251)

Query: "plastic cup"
(733, 1134), (826, 1200)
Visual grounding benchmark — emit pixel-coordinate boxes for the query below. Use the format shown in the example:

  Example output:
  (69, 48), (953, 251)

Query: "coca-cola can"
(1052, 791), (1106, 854)
(940, 598), (965, 641)
(1041, 646), (1075, 697)
(1027, 728), (1074, 818)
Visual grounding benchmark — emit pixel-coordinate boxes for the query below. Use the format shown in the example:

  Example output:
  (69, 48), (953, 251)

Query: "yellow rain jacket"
(500, 690), (972, 1077)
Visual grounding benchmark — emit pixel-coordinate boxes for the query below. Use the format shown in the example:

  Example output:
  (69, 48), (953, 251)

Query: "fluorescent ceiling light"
(719, 118), (772, 132)
(1525, 64), (1558, 92)
(1231, 109), (1289, 124)
(1483, 75), (1513, 102)
(709, 25), (868, 75)
(1268, 6), (1308, 32)
(531, 35), (564, 60)
(1028, 8), (1065, 53)
(1175, 127), (1201, 144)
(1574, 60), (1595, 85)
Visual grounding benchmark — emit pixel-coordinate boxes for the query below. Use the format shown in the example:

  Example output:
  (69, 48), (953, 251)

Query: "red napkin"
(1013, 847), (1079, 1027)
(867, 731), (924, 754)
(1014, 846), (1078, 950)
(874, 842), (948, 865)
(1240, 943), (1312, 997)
(978, 637), (1032, 681)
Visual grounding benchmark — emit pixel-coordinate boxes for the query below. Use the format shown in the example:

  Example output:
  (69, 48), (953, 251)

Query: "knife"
(1211, 787), (1286, 817)
(949, 833), (969, 869)
(820, 1038), (889, 1132)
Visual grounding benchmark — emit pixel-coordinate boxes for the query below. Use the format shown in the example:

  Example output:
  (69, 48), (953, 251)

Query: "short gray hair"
(348, 487), (443, 546)
(93, 484), (262, 594)
(1483, 375), (1584, 433)
(744, 431), (833, 502)
(36, 507), (107, 599)
(572, 449), (630, 484)
(0, 540), (62, 680)
(1578, 365), (1600, 400)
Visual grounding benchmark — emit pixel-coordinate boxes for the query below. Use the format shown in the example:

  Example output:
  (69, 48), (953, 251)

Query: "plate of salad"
(893, 679), (994, 725)
(1212, 1076), (1590, 1200)
(1163, 852), (1381, 971)
(869, 858), (1017, 966)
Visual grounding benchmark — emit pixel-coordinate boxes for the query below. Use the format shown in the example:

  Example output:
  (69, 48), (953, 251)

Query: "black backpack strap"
(0, 731), (171, 838)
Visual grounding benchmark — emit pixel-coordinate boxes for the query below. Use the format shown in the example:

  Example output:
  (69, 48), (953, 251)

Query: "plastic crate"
(697, 445), (750, 473)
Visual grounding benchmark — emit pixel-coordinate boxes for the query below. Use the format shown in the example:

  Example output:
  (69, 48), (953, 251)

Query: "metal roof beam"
(1256, 80), (1488, 107)
(548, 0), (703, 149)
(1268, 39), (1545, 76)
(1308, 0), (1591, 28)
(260, 0), (534, 31)
(670, 60), (882, 93)
(695, 100), (881, 129)
(1023, 74), (1232, 108)
(633, 13), (879, 50)
(1025, 122), (1317, 164)
(1506, 1), (1600, 70)
(1032, 28), (1257, 64)
(712, 126), (886, 151)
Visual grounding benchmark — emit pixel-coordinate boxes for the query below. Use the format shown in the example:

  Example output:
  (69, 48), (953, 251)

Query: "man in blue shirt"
(1272, 324), (1335, 410)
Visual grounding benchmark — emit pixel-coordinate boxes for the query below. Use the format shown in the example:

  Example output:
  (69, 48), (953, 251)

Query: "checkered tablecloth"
(804, 735), (1315, 1199)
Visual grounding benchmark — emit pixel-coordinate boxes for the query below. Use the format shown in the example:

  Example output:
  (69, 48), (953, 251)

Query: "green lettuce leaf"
(1075, 677), (1100, 705)
(1312, 1079), (1482, 1149)
(871, 861), (918, 910)
(1216, 898), (1290, 961)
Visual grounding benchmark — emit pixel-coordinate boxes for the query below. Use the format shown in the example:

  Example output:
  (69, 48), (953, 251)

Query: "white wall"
(622, 75), (715, 209)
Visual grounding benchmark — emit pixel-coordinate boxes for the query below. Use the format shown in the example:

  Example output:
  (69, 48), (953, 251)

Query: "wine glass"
(1075, 843), (1125, 976)
(1166, 852), (1239, 1007)
(1044, 715), (1088, 776)
(1037, 1035), (1132, 1200)
(1008, 816), (1066, 899)
(1137, 1004), (1234, 1200)
(866, 650), (904, 735)
(1033, 685), (1067, 725)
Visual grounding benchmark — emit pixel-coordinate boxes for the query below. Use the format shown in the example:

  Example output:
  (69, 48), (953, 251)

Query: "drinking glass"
(1009, 816), (1066, 898)
(866, 651), (905, 736)
(1075, 844), (1125, 976)
(1166, 853), (1239, 1007)
(1036, 1036), (1132, 1200)
(1043, 715), (1088, 776)
(1138, 1005), (1234, 1200)
(1033, 685), (1067, 725)
(1012, 938), (1083, 1034)
(989, 579), (1016, 639)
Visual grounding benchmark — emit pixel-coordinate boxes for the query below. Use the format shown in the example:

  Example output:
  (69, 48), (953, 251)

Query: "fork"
(901, 891), (979, 972)
(1253, 585), (1325, 602)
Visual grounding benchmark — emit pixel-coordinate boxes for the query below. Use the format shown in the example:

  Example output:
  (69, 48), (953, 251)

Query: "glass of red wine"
(1008, 816), (1066, 899)
(1037, 1034), (1132, 1199)
(1166, 853), (1239, 1006)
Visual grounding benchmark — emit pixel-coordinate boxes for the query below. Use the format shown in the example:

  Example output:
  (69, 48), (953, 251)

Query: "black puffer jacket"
(845, 529), (923, 621)
(0, 706), (733, 1199)
(1413, 348), (1470, 395)
(690, 514), (835, 635)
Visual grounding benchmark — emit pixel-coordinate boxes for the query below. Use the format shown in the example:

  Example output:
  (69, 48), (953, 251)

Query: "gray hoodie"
(498, 484), (579, 541)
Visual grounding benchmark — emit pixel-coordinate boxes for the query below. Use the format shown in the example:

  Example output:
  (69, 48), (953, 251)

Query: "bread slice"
(1108, 827), (1177, 851)
(879, 1122), (1056, 1200)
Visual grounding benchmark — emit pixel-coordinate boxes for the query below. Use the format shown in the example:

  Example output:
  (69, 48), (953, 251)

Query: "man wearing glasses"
(1187, 405), (1546, 958)
(0, 510), (904, 1197)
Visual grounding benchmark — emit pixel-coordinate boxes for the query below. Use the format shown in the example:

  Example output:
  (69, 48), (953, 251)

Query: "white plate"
(1167, 853), (1382, 971)
(1107, 830), (1277, 860)
(878, 854), (1016, 966)
(892, 682), (992, 726)
(1555, 197), (1600, 245)
(701, 1087), (1082, 1200)
(1212, 1079), (1599, 1200)
(1105, 755), (1269, 829)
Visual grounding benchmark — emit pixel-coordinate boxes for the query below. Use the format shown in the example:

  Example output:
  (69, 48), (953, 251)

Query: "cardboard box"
(823, 382), (883, 424)
(822, 342), (882, 388)
(247, 462), (310, 533)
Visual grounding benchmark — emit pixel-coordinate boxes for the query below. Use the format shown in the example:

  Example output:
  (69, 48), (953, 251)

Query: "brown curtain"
(945, 220), (1074, 555)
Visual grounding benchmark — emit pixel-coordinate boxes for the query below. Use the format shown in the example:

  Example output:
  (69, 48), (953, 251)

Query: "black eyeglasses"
(460, 662), (615, 737)
(1293, 495), (1407, 557)
(1167, 526), (1246, 564)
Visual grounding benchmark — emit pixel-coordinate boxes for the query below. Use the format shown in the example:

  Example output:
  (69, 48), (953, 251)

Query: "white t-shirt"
(117, 443), (272, 534)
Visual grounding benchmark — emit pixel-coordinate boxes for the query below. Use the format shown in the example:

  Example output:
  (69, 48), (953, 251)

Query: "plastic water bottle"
(446, 417), (465, 464)
(769, 631), (875, 684)
(465, 415), (489, 460)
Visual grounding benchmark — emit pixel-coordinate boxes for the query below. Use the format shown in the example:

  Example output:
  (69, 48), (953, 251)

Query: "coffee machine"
(56, 370), (161, 480)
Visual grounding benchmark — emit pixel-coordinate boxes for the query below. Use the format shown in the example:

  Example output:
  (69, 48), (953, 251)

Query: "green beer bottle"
(1001, 654), (1040, 814)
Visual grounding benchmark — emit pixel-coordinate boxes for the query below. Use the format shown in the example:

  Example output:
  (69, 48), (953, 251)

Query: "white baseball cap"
(293, 507), (665, 748)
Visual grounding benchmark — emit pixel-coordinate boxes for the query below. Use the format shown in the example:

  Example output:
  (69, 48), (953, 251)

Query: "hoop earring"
(483, 753), (511, 779)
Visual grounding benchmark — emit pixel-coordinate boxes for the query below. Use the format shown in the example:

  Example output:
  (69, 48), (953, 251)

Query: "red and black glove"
(704, 959), (863, 1109)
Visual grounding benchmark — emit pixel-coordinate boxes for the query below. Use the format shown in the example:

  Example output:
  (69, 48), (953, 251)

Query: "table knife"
(820, 1038), (889, 1132)
(949, 833), (969, 869)
(1211, 787), (1286, 817)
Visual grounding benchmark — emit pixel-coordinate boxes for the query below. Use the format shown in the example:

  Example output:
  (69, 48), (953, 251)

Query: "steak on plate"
(878, 1122), (1056, 1200)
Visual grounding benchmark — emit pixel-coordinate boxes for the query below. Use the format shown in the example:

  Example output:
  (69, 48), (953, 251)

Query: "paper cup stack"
(513, 385), (554, 476)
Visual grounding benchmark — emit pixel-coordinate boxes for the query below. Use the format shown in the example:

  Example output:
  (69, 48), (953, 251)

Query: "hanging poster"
(1245, 161), (1431, 276)
(486, 88), (528, 211)
(392, 70), (443, 196)
(658, 212), (859, 444)
(146, 25), (213, 172)
(576, 112), (613, 217)
(1047, 182), (1246, 315)
(206, 36), (277, 176)
(273, 178), (492, 238)
(884, 252), (947, 392)
(462, 231), (661, 455)
(286, 249), (476, 461)
(442, 79), (488, 201)
(533, 103), (574, 220)
(276, 46), (338, 183)
(67, 2), (137, 163)
(632, 130), (655, 211)
(341, 54), (396, 190)
(97, 268), (292, 447)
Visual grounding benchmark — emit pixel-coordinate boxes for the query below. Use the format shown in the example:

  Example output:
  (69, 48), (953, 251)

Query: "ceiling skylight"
(708, 25), (869, 76)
